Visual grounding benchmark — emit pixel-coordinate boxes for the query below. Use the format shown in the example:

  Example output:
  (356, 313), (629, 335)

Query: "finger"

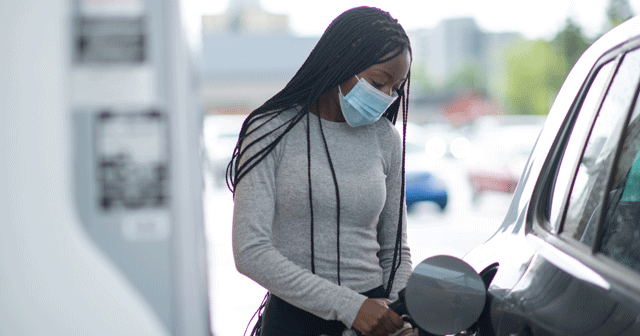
(372, 326), (387, 336)
(377, 316), (395, 336)
(385, 308), (405, 329)
(378, 318), (398, 335)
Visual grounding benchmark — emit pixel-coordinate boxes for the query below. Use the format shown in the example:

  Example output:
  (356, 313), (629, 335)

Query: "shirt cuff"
(334, 288), (368, 329)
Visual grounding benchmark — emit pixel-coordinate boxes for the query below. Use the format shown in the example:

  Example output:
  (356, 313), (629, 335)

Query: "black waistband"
(260, 285), (386, 336)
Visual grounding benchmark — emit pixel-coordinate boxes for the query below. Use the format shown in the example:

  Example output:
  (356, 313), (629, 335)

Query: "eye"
(371, 81), (384, 89)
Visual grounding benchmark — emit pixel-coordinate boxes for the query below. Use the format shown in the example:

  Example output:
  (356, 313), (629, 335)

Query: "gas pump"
(1, 0), (211, 335)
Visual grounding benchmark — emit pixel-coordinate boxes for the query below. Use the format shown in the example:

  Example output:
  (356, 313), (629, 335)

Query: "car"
(405, 170), (448, 212)
(396, 17), (640, 336)
(458, 17), (640, 335)
(464, 120), (544, 202)
(398, 122), (450, 212)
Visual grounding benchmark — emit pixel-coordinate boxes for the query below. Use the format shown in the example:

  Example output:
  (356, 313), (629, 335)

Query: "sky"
(196, 0), (640, 40)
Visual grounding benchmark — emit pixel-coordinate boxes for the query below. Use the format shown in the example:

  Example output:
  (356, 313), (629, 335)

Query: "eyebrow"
(373, 68), (406, 83)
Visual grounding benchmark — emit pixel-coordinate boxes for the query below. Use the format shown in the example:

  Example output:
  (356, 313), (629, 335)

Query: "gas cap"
(404, 255), (486, 335)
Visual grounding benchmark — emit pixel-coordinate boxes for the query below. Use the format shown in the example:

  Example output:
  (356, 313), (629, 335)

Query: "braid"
(385, 73), (410, 298)
(315, 109), (343, 285)
(306, 111), (315, 274)
(227, 6), (411, 296)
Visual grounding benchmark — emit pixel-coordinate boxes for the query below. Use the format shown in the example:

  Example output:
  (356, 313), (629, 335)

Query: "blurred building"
(200, 5), (520, 119)
(407, 18), (521, 123)
(199, 0), (318, 115)
(409, 17), (521, 89)
(202, 0), (289, 35)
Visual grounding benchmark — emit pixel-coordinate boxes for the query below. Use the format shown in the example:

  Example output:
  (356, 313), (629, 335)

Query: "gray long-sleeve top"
(232, 107), (412, 328)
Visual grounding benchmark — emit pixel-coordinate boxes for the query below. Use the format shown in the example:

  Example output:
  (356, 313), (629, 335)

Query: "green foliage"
(607, 0), (635, 28)
(496, 17), (594, 116)
(500, 39), (569, 115)
(423, 2), (631, 116)
(496, 18), (592, 116)
(553, 18), (591, 68)
(410, 62), (435, 93)
(445, 61), (488, 95)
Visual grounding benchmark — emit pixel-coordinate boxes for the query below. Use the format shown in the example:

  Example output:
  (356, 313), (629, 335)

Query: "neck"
(310, 87), (346, 123)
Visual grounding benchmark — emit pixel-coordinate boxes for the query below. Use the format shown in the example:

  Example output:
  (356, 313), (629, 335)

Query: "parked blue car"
(405, 170), (448, 212)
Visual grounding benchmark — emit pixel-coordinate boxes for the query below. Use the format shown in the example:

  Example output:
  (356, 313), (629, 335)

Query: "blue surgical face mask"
(338, 75), (399, 127)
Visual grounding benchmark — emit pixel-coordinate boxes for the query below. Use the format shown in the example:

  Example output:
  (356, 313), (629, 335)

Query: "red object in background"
(443, 91), (504, 125)
(468, 169), (518, 195)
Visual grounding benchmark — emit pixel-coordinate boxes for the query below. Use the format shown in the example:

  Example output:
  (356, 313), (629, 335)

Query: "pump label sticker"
(95, 110), (169, 211)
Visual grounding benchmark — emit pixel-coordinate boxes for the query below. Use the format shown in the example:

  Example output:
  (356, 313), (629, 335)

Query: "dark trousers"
(260, 285), (386, 336)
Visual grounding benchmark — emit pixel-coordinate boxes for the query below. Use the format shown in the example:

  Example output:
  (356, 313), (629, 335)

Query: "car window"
(547, 61), (616, 232)
(598, 50), (640, 272)
(561, 48), (640, 246)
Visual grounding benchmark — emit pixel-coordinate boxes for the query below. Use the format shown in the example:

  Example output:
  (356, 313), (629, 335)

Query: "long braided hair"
(227, 6), (411, 299)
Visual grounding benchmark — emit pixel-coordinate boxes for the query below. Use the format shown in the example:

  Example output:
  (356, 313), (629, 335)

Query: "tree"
(445, 61), (488, 96)
(553, 18), (591, 69)
(607, 0), (635, 27)
(409, 62), (435, 94)
(499, 39), (569, 115)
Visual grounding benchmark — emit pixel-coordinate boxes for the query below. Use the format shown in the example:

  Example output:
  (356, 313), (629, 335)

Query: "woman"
(228, 6), (415, 336)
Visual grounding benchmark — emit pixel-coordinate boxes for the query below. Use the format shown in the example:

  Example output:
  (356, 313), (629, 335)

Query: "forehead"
(367, 49), (411, 79)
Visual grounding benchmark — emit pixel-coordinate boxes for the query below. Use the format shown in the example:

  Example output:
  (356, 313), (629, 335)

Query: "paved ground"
(203, 158), (511, 336)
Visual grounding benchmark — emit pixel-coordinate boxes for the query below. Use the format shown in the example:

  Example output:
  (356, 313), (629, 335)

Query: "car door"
(496, 41), (640, 335)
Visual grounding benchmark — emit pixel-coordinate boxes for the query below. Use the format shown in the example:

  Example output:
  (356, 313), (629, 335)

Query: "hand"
(352, 298), (404, 336)
(388, 321), (417, 336)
